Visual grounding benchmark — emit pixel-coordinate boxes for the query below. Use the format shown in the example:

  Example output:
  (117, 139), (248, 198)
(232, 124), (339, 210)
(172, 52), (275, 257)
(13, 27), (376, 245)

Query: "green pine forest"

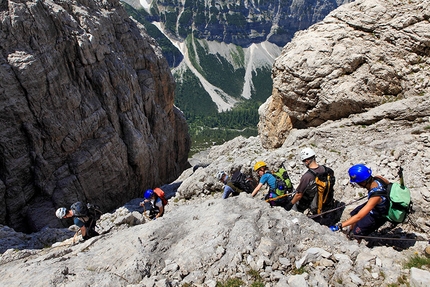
(122, 3), (273, 156)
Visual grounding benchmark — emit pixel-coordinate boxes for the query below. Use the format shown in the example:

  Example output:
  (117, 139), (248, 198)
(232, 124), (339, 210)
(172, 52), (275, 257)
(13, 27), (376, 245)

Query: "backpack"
(153, 187), (168, 206)
(87, 203), (103, 221)
(385, 182), (412, 223)
(299, 165), (335, 214)
(71, 202), (102, 221)
(373, 167), (412, 224)
(272, 166), (294, 196)
(70, 202), (89, 217)
(229, 170), (256, 194)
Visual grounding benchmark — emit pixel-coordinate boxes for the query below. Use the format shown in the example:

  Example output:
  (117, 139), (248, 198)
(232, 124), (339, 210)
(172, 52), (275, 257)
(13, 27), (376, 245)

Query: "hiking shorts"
(350, 204), (387, 236)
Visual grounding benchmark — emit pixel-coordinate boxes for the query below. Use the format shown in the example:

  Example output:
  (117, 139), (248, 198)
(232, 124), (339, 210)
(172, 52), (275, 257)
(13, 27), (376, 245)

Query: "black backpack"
(70, 202), (89, 217)
(229, 170), (257, 194)
(71, 202), (102, 221)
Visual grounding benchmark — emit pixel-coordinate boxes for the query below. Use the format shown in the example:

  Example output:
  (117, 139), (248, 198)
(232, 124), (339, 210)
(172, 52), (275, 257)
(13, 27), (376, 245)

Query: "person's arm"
(340, 196), (381, 228)
(251, 183), (263, 197)
(80, 225), (88, 237)
(222, 185), (233, 199)
(290, 172), (312, 204)
(290, 192), (303, 205)
(156, 205), (164, 218)
(73, 217), (87, 238)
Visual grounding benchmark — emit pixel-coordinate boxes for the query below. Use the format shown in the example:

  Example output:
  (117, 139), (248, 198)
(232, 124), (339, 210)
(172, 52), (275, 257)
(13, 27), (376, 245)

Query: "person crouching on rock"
(56, 202), (99, 241)
(329, 164), (389, 240)
(140, 189), (165, 220)
(251, 161), (278, 205)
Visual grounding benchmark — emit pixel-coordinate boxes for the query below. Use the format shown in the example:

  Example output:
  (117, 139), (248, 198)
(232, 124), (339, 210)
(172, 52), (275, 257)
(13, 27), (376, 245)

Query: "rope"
(352, 234), (429, 243)
(142, 204), (151, 220)
(308, 195), (367, 218)
(265, 192), (294, 202)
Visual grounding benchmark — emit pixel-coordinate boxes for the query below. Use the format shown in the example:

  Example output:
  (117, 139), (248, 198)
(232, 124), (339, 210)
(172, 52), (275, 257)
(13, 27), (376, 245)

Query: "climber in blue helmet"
(329, 164), (390, 241)
(140, 189), (166, 220)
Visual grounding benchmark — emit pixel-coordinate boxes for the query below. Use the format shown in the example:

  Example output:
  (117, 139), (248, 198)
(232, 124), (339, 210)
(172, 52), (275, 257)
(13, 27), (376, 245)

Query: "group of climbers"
(216, 147), (408, 240)
(55, 147), (409, 244)
(55, 188), (167, 242)
(55, 188), (168, 242)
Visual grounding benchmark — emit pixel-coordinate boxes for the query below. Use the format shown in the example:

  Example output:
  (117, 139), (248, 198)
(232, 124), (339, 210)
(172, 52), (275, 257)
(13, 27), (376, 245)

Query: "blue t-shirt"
(260, 172), (276, 190)
(73, 217), (85, 228)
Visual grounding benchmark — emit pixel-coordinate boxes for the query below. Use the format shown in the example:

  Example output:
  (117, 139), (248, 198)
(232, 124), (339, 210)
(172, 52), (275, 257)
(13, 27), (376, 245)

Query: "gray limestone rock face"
(0, 0), (190, 232)
(259, 0), (430, 148)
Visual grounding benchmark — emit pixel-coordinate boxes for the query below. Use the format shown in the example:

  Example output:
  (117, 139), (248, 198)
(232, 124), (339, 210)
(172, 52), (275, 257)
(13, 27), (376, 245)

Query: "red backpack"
(154, 187), (168, 206)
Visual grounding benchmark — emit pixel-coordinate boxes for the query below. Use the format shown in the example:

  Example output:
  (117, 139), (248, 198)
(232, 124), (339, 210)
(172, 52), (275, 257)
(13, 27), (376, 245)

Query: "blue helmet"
(348, 164), (372, 183)
(144, 189), (154, 199)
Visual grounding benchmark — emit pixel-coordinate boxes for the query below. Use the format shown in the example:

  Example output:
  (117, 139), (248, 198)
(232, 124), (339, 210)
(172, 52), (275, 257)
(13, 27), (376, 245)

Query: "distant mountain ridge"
(122, 0), (353, 113)
(135, 0), (350, 47)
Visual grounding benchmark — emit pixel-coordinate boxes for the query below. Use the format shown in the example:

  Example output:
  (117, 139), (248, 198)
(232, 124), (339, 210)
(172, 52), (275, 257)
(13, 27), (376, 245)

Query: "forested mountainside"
(121, 0), (353, 153)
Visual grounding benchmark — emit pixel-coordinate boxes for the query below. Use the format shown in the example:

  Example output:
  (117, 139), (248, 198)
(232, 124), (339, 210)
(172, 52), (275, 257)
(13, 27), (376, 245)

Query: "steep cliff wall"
(143, 0), (352, 48)
(259, 0), (430, 148)
(0, 0), (190, 232)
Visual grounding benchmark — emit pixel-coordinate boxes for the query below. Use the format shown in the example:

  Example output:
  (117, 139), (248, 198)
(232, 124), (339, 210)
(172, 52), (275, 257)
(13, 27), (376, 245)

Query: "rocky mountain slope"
(1, 94), (430, 286)
(1, 0), (430, 285)
(0, 0), (190, 233)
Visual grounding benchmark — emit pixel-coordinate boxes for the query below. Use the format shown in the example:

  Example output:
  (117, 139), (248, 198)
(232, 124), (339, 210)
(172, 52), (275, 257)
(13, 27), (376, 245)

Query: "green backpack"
(272, 166), (294, 196)
(386, 182), (412, 223)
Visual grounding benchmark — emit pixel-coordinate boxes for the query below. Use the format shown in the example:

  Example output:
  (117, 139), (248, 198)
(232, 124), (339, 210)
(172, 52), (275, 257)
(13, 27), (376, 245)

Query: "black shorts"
(350, 204), (387, 236)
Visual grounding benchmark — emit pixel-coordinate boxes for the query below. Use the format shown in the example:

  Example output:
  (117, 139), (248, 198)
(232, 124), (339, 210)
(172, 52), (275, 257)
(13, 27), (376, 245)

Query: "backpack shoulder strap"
(306, 165), (327, 177)
(307, 168), (315, 176)
(369, 177), (389, 198)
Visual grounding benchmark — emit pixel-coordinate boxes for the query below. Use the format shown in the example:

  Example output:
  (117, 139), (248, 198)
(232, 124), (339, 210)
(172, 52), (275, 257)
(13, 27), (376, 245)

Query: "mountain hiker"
(284, 148), (335, 216)
(216, 171), (240, 199)
(140, 189), (166, 220)
(329, 164), (389, 239)
(251, 161), (282, 206)
(56, 202), (100, 240)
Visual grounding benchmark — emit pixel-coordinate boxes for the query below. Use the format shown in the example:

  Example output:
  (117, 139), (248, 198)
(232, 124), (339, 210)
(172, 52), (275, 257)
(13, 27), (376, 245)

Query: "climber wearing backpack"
(56, 201), (101, 240)
(140, 188), (167, 220)
(284, 148), (335, 215)
(216, 169), (257, 198)
(216, 171), (240, 199)
(330, 164), (390, 238)
(251, 161), (283, 206)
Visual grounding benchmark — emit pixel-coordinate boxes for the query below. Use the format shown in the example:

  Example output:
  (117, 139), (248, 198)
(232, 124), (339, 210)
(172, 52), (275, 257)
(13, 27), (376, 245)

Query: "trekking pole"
(398, 166), (405, 188)
(308, 195), (367, 219)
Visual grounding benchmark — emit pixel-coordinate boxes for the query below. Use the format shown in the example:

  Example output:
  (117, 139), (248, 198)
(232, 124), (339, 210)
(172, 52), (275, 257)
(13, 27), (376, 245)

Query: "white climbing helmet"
(56, 207), (67, 219)
(300, 148), (316, 161)
(216, 171), (226, 180)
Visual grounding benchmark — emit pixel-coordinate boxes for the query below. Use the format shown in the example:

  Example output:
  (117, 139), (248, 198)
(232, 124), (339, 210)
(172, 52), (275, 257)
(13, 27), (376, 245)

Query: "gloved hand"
(153, 217), (157, 220)
(329, 223), (342, 232)
(284, 201), (294, 211)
